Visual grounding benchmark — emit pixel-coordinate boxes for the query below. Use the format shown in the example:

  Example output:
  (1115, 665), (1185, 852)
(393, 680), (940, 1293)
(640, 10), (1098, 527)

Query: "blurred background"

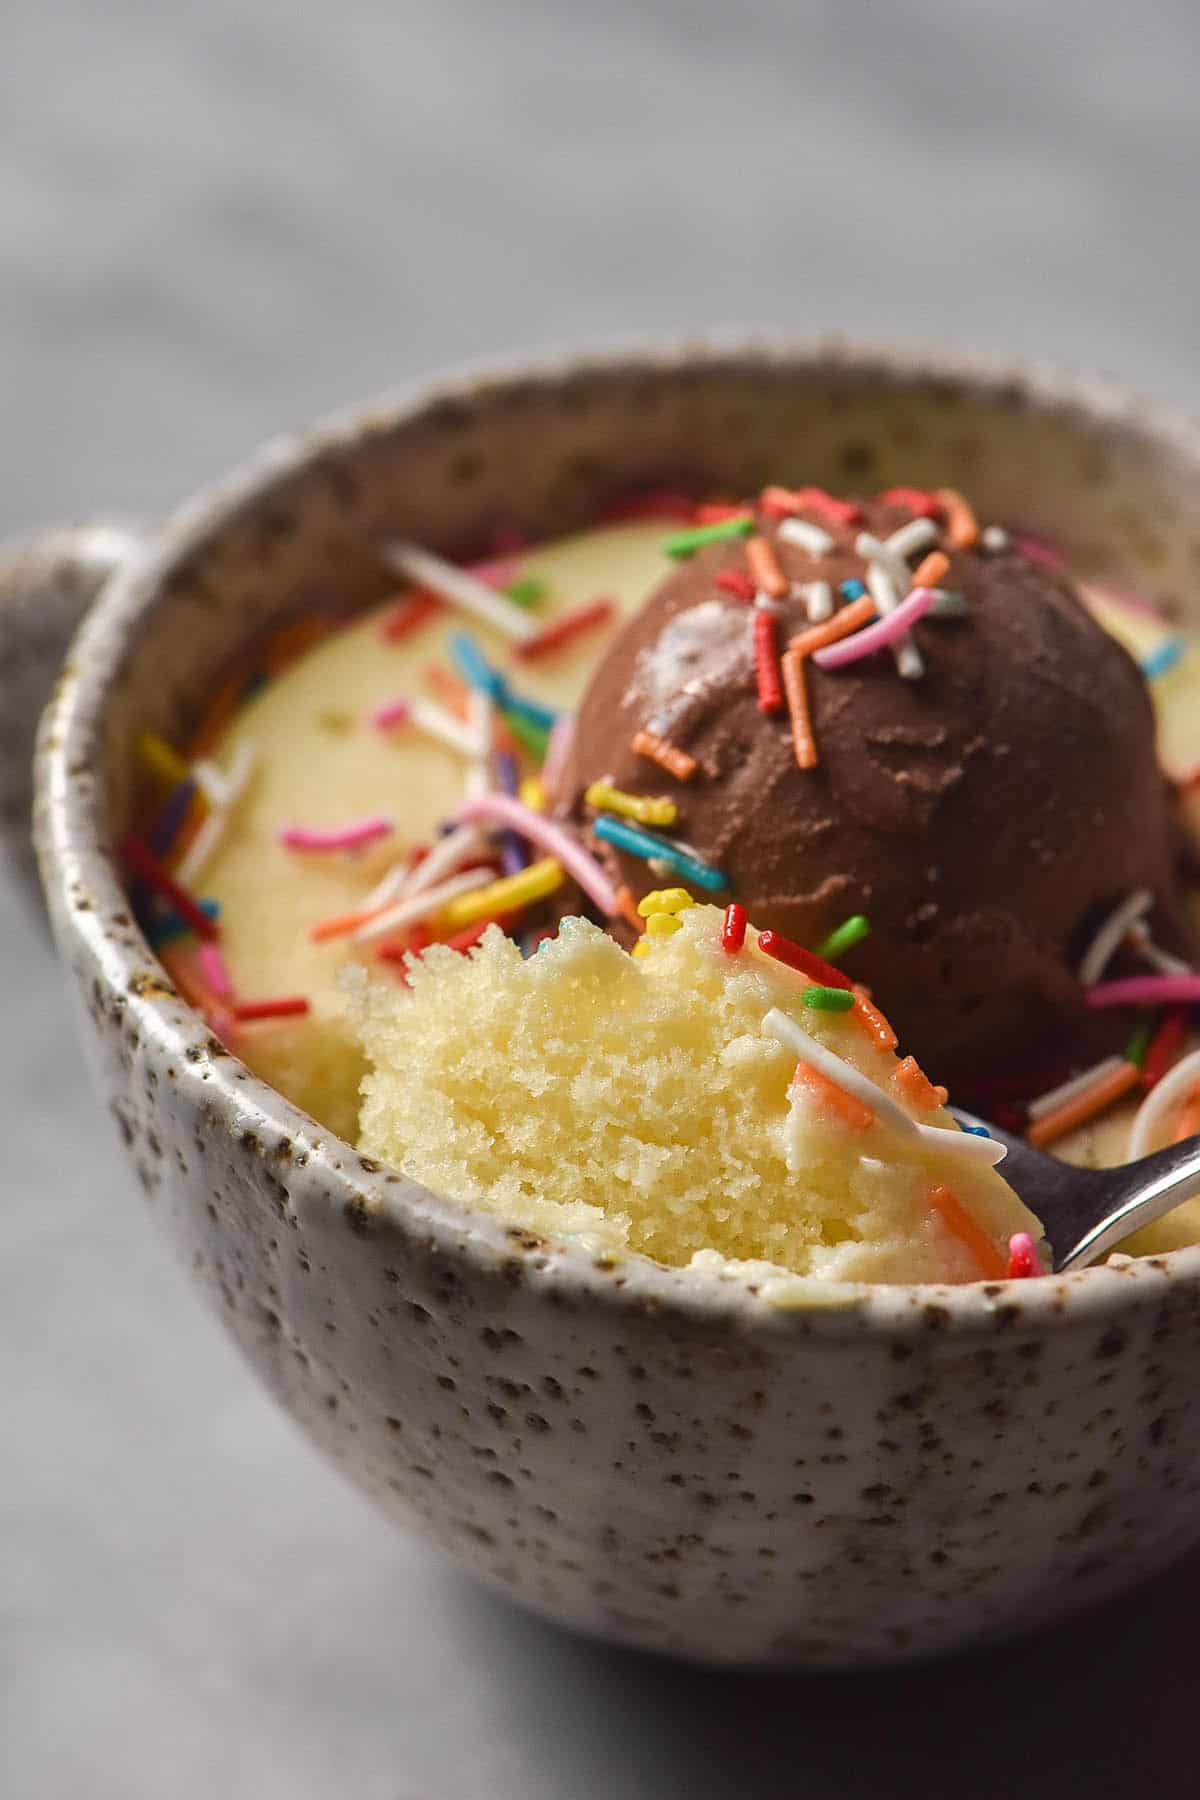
(4, 3), (1199, 1795)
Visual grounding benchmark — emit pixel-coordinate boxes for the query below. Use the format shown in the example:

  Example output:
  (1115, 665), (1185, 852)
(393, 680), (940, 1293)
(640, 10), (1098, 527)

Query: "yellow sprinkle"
(645, 912), (682, 937)
(518, 776), (547, 812)
(137, 731), (190, 788)
(585, 780), (678, 828)
(631, 939), (652, 958)
(636, 887), (694, 918)
(438, 857), (564, 929)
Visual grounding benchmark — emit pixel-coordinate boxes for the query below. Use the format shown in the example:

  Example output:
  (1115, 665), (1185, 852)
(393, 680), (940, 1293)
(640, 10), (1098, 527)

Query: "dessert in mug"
(120, 482), (1200, 1282)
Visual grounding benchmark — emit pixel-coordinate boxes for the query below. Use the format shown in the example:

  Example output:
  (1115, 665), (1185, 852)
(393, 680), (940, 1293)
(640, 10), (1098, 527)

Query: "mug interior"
(42, 335), (1200, 1315)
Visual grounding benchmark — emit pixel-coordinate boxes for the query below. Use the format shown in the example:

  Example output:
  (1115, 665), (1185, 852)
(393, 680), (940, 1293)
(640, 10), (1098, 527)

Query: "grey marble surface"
(5, 2), (1200, 1794)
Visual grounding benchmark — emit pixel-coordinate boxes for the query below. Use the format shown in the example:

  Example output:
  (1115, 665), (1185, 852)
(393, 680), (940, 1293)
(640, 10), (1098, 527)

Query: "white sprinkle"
(753, 589), (782, 615)
(1127, 921), (1193, 978)
(915, 1121), (1007, 1167)
(798, 580), (833, 622)
(763, 1009), (918, 1139)
(190, 758), (229, 809)
(407, 697), (487, 759)
(402, 822), (491, 901)
(855, 531), (910, 590)
(174, 741), (257, 887)
(778, 518), (834, 558)
(865, 562), (925, 680)
(353, 867), (492, 945)
(360, 857), (416, 914)
(1028, 1056), (1128, 1122)
(464, 688), (493, 800)
(885, 518), (939, 560)
(383, 541), (536, 642)
(928, 591), (970, 618)
(1129, 1045), (1200, 1159)
(982, 525), (1010, 552)
(1078, 890), (1153, 986)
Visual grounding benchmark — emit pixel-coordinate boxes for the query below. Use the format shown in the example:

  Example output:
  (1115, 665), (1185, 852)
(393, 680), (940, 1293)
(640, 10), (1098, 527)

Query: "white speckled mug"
(6, 337), (1200, 1669)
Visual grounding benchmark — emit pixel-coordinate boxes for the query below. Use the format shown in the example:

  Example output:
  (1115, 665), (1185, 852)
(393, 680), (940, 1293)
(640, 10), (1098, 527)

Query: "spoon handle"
(1058, 1134), (1200, 1271)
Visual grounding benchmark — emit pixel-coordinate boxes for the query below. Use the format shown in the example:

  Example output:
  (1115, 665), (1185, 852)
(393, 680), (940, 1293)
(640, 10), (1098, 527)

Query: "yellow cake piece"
(348, 905), (1041, 1284)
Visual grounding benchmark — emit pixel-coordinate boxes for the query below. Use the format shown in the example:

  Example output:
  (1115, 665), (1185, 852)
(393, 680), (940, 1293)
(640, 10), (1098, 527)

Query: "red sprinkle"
(716, 568), (756, 602)
(753, 608), (784, 714)
(122, 835), (219, 941)
(722, 902), (748, 955)
(513, 598), (615, 661)
(382, 592), (442, 641)
(1142, 1007), (1190, 1090)
(233, 996), (310, 1022)
(596, 489), (697, 525)
(757, 929), (853, 990)
(1006, 1233), (1044, 1279)
(762, 486), (861, 527)
(879, 486), (941, 519)
(695, 501), (751, 524)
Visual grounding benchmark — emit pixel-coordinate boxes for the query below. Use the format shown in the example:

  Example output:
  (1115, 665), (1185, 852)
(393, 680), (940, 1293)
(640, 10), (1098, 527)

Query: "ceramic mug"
(7, 337), (1200, 1670)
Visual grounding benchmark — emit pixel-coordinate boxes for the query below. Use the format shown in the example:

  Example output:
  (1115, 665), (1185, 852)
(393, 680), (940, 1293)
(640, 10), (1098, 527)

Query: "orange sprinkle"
(159, 945), (237, 1038)
(792, 1060), (874, 1131)
(309, 903), (380, 944)
(790, 594), (876, 658)
(1173, 1083), (1200, 1143)
(780, 647), (817, 770)
(1026, 1059), (1140, 1148)
(935, 487), (979, 551)
(423, 664), (471, 720)
(745, 534), (789, 599)
(852, 986), (898, 1052)
(911, 549), (950, 589)
(894, 1055), (949, 1111)
(927, 1184), (1008, 1279)
(615, 885), (645, 931)
(631, 730), (698, 782)
(382, 591), (442, 642)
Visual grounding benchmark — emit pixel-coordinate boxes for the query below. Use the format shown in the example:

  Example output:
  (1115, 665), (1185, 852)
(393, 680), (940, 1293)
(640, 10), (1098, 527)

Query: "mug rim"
(35, 327), (1200, 1335)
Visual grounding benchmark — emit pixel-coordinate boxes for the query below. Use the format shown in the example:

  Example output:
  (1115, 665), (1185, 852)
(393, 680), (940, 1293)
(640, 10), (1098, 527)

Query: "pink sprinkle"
(1086, 580), (1166, 622)
(280, 818), (394, 853)
(1006, 1232), (1044, 1279)
(811, 588), (935, 670)
(1085, 974), (1200, 1009)
(198, 942), (234, 1001)
(1012, 533), (1064, 570)
(466, 554), (522, 589)
(541, 713), (576, 801)
(454, 792), (618, 916)
(372, 697), (413, 731)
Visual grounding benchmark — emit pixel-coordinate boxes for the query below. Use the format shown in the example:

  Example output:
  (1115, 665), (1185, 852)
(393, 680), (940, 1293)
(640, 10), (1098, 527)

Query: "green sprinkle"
(504, 575), (547, 608)
(502, 708), (551, 760)
(1124, 1011), (1156, 1069)
(662, 516), (756, 559)
(817, 915), (871, 961)
(801, 985), (855, 1013)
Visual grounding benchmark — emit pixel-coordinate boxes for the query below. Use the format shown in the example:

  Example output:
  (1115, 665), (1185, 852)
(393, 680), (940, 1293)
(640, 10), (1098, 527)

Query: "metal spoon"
(950, 1108), (1200, 1272)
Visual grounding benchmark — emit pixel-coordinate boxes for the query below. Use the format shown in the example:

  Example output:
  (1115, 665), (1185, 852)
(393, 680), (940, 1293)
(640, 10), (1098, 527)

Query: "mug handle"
(0, 520), (145, 916)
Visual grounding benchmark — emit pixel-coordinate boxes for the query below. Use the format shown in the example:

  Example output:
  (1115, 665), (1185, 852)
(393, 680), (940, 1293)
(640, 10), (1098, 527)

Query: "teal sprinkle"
(1140, 637), (1186, 681)
(663, 517), (756, 559)
(962, 1123), (992, 1138)
(147, 896), (220, 948)
(839, 578), (867, 601)
(592, 814), (727, 891)
(801, 985), (855, 1013)
(816, 914), (871, 961)
(450, 630), (559, 730)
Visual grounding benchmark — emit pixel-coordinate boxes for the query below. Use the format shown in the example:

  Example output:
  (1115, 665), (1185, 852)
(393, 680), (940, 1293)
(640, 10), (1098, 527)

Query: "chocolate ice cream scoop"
(558, 490), (1195, 1084)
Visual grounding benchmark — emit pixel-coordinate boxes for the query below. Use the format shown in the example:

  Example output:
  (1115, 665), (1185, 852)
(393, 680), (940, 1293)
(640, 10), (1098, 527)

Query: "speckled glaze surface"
(19, 337), (1200, 1668)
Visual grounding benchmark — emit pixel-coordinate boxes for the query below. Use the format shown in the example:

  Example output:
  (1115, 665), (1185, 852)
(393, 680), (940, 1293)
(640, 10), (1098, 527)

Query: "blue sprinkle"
(961, 1123), (992, 1138)
(148, 777), (196, 859)
(592, 813), (728, 892)
(1140, 637), (1186, 681)
(449, 630), (560, 730)
(146, 896), (220, 948)
(840, 578), (868, 601)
